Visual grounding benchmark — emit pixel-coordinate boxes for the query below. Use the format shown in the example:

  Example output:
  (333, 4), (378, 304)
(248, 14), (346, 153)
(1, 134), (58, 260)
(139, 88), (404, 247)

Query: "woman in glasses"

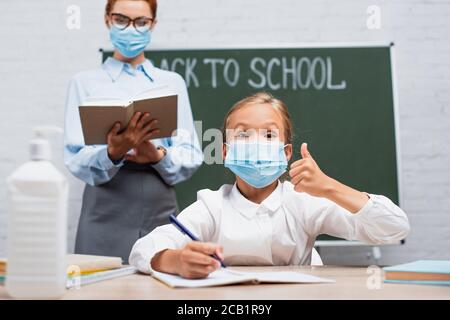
(64, 0), (203, 263)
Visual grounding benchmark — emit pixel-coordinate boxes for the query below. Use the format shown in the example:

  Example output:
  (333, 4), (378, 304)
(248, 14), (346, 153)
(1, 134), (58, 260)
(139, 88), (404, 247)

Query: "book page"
(66, 266), (137, 289)
(152, 269), (256, 288)
(152, 268), (334, 288)
(228, 270), (336, 284)
(65, 254), (123, 272)
(80, 96), (131, 107)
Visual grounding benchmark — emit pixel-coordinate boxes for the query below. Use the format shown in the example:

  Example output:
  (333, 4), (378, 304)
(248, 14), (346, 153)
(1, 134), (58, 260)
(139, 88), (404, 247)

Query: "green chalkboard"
(103, 45), (400, 242)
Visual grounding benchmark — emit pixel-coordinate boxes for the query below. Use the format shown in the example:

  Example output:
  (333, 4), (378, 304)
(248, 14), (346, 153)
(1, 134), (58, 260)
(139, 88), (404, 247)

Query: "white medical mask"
(224, 140), (288, 188)
(109, 25), (151, 58)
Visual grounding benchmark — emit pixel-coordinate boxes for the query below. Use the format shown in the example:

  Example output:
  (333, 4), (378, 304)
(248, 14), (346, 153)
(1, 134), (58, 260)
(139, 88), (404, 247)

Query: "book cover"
(79, 86), (178, 145)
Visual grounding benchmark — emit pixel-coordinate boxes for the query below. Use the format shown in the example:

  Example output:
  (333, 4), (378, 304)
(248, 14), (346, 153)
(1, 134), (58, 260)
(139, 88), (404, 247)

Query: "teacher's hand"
(124, 140), (164, 164)
(107, 112), (159, 162)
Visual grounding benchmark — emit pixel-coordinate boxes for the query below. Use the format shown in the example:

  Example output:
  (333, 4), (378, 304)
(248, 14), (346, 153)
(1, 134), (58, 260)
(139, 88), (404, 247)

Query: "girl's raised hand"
(289, 143), (334, 197)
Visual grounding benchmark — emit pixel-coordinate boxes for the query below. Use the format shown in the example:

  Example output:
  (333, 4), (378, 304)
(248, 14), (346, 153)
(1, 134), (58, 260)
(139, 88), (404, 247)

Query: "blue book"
(383, 260), (450, 286)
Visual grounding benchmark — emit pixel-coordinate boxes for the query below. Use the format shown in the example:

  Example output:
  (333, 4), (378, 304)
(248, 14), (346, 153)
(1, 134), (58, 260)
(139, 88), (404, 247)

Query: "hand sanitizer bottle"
(5, 126), (68, 298)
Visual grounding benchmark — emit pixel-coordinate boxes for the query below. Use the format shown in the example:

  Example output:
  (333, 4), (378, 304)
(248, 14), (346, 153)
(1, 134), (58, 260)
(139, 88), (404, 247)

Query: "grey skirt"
(75, 161), (178, 263)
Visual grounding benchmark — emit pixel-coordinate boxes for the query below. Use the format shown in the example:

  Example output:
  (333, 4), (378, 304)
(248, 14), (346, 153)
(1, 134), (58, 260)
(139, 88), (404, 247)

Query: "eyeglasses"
(110, 13), (154, 34)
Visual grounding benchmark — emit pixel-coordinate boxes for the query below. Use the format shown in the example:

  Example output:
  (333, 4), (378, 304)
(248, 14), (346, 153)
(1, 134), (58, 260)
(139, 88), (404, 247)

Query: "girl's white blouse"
(129, 181), (410, 273)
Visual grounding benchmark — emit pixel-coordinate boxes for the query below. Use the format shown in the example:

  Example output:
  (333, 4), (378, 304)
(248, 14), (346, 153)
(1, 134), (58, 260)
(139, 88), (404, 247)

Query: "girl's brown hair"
(105, 0), (158, 18)
(222, 92), (293, 144)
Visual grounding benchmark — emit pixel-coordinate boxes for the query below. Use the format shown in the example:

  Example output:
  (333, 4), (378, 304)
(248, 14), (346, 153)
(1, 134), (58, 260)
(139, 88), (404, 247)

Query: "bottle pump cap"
(30, 126), (63, 161)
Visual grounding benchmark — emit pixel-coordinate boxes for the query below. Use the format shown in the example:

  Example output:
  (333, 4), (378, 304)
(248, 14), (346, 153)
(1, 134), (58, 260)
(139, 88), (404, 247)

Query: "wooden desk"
(1, 266), (449, 300)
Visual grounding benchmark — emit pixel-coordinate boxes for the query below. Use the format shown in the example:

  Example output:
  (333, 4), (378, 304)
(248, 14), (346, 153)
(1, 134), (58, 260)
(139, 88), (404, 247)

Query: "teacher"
(64, 0), (203, 263)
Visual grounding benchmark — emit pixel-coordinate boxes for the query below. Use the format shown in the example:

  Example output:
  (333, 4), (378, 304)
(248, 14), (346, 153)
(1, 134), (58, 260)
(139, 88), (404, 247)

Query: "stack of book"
(383, 260), (450, 286)
(65, 254), (137, 288)
(0, 254), (137, 288)
(0, 258), (5, 284)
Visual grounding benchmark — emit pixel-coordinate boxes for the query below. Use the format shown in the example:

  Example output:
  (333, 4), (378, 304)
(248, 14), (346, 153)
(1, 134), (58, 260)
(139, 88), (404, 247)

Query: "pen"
(169, 214), (227, 268)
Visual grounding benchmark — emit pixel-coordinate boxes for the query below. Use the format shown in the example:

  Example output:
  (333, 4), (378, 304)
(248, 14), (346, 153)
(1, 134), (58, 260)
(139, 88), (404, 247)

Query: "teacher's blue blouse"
(64, 57), (203, 186)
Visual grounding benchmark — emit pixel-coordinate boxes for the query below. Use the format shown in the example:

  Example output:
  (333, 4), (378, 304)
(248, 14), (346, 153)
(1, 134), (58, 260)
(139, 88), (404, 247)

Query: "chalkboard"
(103, 44), (401, 243)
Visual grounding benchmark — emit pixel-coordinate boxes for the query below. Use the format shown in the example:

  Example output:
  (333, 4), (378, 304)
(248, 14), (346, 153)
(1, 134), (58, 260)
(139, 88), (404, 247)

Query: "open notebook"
(152, 269), (335, 288)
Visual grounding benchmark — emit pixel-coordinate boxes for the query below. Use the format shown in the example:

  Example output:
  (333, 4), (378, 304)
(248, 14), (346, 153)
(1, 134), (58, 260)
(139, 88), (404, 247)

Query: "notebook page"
(227, 270), (335, 284)
(152, 268), (334, 288)
(152, 269), (256, 288)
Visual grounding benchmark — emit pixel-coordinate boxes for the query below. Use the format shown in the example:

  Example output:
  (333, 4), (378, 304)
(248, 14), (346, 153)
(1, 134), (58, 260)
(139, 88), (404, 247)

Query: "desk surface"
(1, 266), (449, 300)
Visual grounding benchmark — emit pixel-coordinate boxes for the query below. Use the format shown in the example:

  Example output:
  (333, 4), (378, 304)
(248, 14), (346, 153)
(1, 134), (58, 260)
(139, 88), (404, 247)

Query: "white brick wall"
(0, 0), (449, 265)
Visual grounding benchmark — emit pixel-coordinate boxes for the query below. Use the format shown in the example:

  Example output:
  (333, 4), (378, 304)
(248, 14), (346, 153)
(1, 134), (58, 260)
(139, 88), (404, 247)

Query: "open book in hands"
(79, 86), (178, 145)
(152, 268), (335, 288)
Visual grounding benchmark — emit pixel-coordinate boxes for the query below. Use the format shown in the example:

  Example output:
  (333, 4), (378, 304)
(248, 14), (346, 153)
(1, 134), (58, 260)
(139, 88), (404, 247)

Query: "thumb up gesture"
(289, 143), (333, 197)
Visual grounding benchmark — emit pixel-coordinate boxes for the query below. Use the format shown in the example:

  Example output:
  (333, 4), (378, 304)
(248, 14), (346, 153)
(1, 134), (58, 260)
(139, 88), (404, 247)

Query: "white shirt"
(129, 181), (410, 274)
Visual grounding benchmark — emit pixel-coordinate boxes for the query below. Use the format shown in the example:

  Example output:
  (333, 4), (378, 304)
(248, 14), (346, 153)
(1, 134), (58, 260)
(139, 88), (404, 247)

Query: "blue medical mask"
(109, 25), (151, 58)
(224, 140), (288, 189)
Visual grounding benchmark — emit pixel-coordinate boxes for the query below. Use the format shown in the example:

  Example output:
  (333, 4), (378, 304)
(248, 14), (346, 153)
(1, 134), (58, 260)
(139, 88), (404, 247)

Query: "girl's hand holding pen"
(176, 242), (224, 279)
(151, 242), (224, 280)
